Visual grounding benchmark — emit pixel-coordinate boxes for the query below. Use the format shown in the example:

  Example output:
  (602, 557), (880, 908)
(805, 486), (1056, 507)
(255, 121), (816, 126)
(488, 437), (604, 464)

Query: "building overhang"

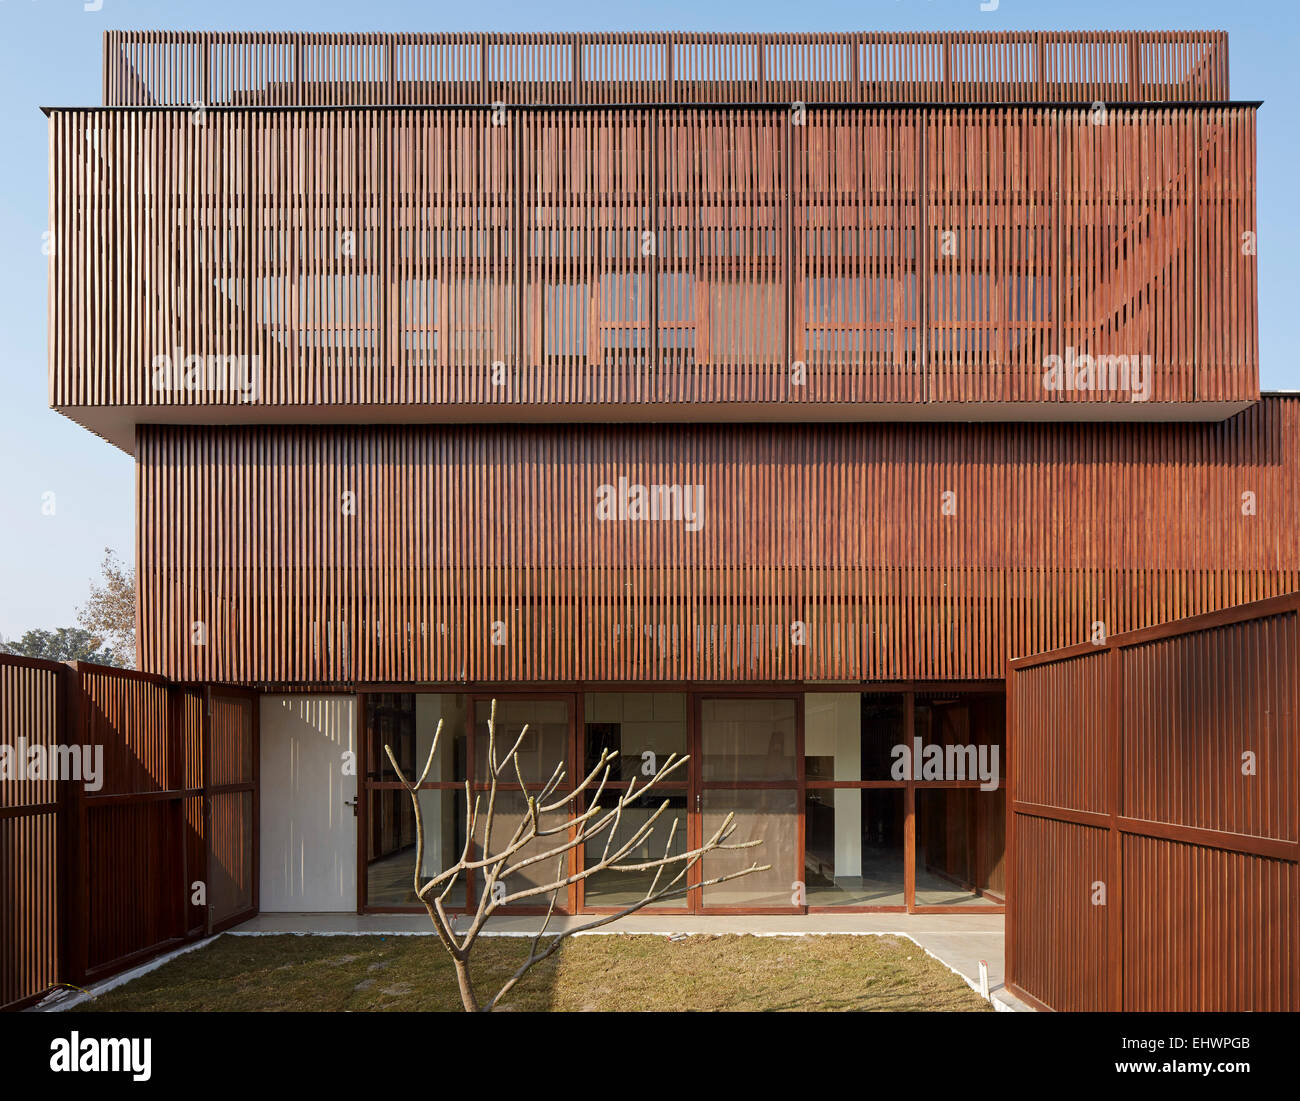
(58, 399), (1259, 456)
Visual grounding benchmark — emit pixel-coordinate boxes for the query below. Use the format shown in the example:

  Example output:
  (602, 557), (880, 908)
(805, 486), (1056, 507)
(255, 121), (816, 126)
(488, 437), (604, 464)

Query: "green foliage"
(0, 626), (123, 666)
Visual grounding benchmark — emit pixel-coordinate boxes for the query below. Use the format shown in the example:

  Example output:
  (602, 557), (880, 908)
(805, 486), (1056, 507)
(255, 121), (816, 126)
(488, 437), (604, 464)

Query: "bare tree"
(77, 548), (135, 668)
(385, 698), (768, 1011)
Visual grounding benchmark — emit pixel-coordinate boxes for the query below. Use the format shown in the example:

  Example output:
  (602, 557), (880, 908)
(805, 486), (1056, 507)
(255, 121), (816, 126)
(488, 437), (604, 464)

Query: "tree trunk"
(453, 957), (481, 1012)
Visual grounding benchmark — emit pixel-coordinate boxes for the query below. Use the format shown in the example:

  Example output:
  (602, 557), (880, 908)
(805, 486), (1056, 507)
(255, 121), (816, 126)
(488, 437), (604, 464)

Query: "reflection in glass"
(700, 698), (797, 781)
(915, 787), (1006, 906)
(701, 789), (798, 906)
(583, 693), (687, 781)
(367, 693), (466, 783)
(472, 790), (572, 909)
(366, 789), (468, 908)
(860, 694), (906, 780)
(803, 692), (906, 781)
(474, 698), (569, 783)
(913, 694), (1005, 782)
(804, 789), (905, 907)
(583, 793), (688, 908)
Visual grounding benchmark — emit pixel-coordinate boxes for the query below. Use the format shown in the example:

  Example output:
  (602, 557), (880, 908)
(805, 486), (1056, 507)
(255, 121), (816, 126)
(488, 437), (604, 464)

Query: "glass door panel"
(804, 788), (905, 907)
(700, 789), (799, 907)
(468, 694), (575, 913)
(580, 692), (689, 910)
(699, 697), (797, 781)
(697, 696), (801, 911)
(474, 697), (570, 783)
(914, 787), (1005, 907)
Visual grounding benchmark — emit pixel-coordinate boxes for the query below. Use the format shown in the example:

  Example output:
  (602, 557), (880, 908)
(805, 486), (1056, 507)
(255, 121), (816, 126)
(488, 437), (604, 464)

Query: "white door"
(260, 695), (357, 911)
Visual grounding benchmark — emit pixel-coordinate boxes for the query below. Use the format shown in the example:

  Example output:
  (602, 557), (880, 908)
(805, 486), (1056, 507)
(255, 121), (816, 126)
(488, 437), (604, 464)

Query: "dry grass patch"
(76, 933), (989, 1012)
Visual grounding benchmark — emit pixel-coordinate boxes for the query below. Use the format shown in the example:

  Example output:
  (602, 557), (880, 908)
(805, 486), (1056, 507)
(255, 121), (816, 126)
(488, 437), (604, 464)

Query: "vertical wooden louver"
(48, 101), (1259, 428)
(101, 31), (1230, 108)
(0, 656), (258, 1007)
(1008, 595), (1300, 1011)
(135, 398), (1300, 686)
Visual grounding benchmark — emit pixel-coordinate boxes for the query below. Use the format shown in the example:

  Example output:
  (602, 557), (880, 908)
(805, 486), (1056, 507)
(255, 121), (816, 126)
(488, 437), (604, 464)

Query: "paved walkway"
(231, 911), (1033, 1011)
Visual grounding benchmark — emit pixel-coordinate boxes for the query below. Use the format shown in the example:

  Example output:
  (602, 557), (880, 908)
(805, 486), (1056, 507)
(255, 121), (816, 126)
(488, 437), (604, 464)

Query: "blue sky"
(0, 0), (1296, 641)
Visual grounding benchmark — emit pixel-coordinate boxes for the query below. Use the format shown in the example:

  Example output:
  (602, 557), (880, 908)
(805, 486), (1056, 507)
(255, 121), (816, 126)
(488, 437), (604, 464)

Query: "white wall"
(260, 695), (357, 912)
(804, 693), (862, 877)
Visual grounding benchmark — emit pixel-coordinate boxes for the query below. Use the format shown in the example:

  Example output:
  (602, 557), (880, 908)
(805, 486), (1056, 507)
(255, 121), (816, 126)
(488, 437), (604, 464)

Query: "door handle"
(345, 796), (358, 817)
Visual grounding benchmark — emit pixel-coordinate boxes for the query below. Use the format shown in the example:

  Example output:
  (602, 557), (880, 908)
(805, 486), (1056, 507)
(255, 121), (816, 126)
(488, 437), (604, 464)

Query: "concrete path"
(231, 910), (1034, 1011)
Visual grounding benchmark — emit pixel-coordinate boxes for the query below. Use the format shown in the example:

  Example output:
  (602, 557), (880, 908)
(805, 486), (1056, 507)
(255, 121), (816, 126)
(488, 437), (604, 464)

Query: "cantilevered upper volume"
(48, 31), (1257, 451)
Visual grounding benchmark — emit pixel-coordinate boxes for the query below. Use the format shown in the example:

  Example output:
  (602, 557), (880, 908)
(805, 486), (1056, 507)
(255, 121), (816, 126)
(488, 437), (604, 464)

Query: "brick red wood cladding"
(102, 31), (1229, 107)
(1007, 595), (1300, 1011)
(48, 100), (1259, 424)
(0, 657), (63, 1009)
(0, 655), (258, 1007)
(136, 398), (1300, 685)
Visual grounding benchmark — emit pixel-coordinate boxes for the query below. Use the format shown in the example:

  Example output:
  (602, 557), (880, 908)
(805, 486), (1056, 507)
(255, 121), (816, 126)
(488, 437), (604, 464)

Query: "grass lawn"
(75, 933), (990, 1012)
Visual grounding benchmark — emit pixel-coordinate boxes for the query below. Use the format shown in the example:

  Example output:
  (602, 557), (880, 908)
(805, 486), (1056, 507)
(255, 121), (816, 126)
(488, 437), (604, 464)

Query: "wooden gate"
(0, 656), (259, 1009)
(1006, 593), (1300, 1011)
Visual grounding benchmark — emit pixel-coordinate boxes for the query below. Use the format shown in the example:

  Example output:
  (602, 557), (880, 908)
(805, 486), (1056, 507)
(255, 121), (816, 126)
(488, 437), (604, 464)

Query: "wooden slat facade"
(101, 31), (1230, 108)
(1007, 594), (1300, 1011)
(47, 101), (1258, 433)
(0, 656), (64, 1010)
(0, 656), (257, 1008)
(135, 396), (1300, 686)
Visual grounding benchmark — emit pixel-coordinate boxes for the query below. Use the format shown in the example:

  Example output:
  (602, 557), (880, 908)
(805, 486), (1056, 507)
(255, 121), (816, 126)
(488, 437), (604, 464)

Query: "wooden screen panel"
(946, 35), (1038, 103)
(208, 791), (254, 925)
(207, 36), (297, 107)
(1009, 813), (1110, 1011)
(387, 109), (516, 404)
(657, 110), (787, 400)
(581, 39), (669, 105)
(791, 109), (921, 402)
(486, 36), (574, 106)
(1009, 593), (1300, 1012)
(1196, 106), (1259, 402)
(84, 801), (182, 974)
(48, 109), (253, 407)
(250, 110), (382, 404)
(392, 35), (481, 106)
(1011, 652), (1108, 815)
(1041, 33), (1130, 103)
(926, 108), (1055, 402)
(210, 695), (254, 787)
(104, 31), (1231, 107)
(71, 665), (189, 980)
(0, 814), (60, 1009)
(184, 793), (206, 936)
(1120, 613), (1297, 841)
(672, 38), (761, 104)
(77, 666), (172, 797)
(0, 657), (63, 1009)
(1059, 107), (1202, 404)
(1139, 32), (1230, 102)
(50, 106), (1258, 417)
(765, 39), (856, 104)
(299, 34), (388, 107)
(207, 692), (256, 929)
(136, 399), (1300, 685)
(1122, 836), (1299, 1011)
(521, 111), (653, 403)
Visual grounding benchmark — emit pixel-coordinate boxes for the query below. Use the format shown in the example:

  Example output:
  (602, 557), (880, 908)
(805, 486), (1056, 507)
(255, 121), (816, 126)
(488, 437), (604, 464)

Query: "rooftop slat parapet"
(102, 30), (1230, 108)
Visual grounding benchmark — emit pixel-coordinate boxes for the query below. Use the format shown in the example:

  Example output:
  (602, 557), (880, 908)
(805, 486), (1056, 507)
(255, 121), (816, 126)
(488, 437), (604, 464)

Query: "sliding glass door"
(695, 696), (802, 913)
(361, 688), (1005, 915)
(578, 692), (690, 911)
